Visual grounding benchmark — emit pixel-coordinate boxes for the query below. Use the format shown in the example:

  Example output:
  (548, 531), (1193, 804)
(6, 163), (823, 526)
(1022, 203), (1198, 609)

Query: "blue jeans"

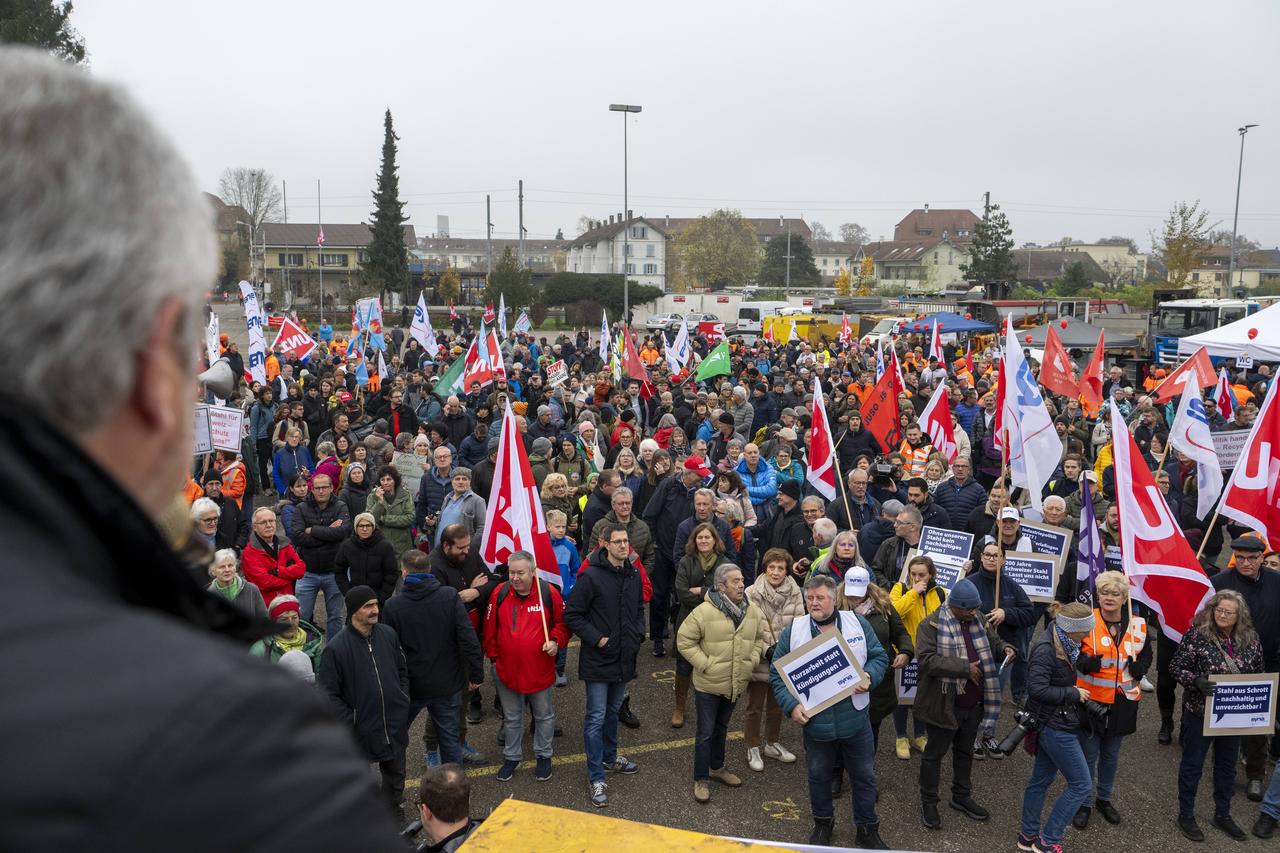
(803, 725), (879, 827)
(583, 681), (627, 783)
(408, 692), (462, 766)
(496, 676), (555, 761)
(694, 690), (736, 780)
(1020, 726), (1093, 846)
(1261, 762), (1280, 820)
(295, 571), (344, 641)
(1178, 713), (1240, 819)
(893, 704), (926, 739)
(1078, 730), (1124, 802)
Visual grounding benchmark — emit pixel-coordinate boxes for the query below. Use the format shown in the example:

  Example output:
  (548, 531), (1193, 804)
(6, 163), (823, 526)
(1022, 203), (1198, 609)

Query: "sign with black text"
(896, 660), (919, 706)
(1019, 521), (1073, 575)
(193, 404), (244, 455)
(546, 359), (568, 387)
(1204, 673), (1279, 737)
(775, 630), (869, 715)
(1212, 429), (1252, 470)
(1000, 551), (1060, 603)
(906, 526), (973, 592)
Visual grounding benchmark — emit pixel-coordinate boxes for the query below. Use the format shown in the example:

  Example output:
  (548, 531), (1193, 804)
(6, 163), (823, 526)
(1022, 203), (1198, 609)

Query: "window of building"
(933, 252), (939, 262)
(918, 228), (932, 236)
(624, 244), (632, 256)
(358, 251), (370, 264)
(646, 244), (655, 257)
(320, 253), (348, 267)
(643, 263), (657, 275)
(957, 229), (970, 237)
(631, 226), (647, 239)
(1192, 272), (1200, 282)
(278, 252), (303, 267)
(626, 263), (635, 274)
(822, 258), (828, 266)
(1215, 272), (1223, 281)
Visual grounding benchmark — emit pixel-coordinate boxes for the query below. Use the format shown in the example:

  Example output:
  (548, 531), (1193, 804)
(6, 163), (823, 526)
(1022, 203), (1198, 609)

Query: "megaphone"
(198, 357), (236, 400)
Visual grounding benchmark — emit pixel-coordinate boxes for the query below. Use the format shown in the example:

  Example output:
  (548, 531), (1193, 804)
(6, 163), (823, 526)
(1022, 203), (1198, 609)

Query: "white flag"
(1002, 316), (1062, 512)
(514, 310), (532, 334)
(409, 292), (439, 358)
(498, 293), (508, 338)
(787, 319), (800, 343)
(599, 310), (610, 361)
(377, 350), (388, 381)
(205, 312), (220, 368)
(666, 315), (691, 373)
(1170, 364), (1225, 520)
(238, 280), (267, 385)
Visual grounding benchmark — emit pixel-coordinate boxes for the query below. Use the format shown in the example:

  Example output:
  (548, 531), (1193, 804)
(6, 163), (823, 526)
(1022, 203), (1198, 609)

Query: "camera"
(872, 462), (896, 486)
(1081, 698), (1111, 736)
(996, 709), (1039, 755)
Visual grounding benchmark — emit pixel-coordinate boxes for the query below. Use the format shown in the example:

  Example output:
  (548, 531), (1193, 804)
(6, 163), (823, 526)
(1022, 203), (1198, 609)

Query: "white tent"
(1178, 301), (1280, 362)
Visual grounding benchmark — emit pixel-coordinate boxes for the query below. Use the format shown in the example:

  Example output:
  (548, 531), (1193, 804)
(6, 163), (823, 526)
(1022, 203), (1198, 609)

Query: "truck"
(734, 300), (791, 341)
(762, 314), (843, 345)
(1149, 297), (1263, 365)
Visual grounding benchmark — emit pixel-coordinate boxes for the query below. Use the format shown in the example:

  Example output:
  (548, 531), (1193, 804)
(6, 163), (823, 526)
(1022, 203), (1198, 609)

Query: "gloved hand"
(763, 644), (777, 661)
(1076, 653), (1103, 675)
(1194, 676), (1216, 696)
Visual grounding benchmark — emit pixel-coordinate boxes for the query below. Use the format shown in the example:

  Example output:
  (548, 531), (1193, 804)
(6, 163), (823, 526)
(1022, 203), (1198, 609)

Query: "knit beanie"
(1055, 609), (1096, 634)
(344, 585), (377, 620)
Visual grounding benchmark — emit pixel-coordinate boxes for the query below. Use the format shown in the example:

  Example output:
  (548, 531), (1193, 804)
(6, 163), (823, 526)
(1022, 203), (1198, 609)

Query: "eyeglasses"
(609, 538), (630, 545)
(1214, 608), (1239, 617)
(199, 516), (219, 524)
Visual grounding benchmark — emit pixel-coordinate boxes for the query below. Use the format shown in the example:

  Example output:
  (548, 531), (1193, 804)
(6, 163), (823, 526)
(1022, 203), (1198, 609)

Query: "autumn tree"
(833, 269), (852, 296)
(1158, 201), (1211, 288)
(437, 265), (460, 305)
(673, 209), (761, 290)
(217, 167), (283, 234)
(810, 221), (832, 243)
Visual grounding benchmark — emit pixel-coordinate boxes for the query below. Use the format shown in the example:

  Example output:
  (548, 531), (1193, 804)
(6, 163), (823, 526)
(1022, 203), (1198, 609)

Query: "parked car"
(646, 312), (683, 331)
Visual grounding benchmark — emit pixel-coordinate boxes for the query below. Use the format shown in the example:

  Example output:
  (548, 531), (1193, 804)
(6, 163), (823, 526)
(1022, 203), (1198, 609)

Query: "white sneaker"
(747, 746), (764, 772)
(1140, 676), (1155, 693)
(763, 742), (796, 763)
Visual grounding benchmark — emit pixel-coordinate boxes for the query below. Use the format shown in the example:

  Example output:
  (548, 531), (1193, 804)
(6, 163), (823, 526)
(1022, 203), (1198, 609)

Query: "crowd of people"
(194, 292), (1280, 851)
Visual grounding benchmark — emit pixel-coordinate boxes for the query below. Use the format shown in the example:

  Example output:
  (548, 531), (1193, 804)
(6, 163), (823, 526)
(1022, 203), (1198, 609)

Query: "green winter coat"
(676, 599), (766, 701)
(367, 487), (415, 557)
(249, 619), (325, 672)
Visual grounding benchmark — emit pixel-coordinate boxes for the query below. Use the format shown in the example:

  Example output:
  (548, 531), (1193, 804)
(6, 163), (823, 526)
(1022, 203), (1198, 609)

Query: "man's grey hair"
(612, 486), (633, 503)
(190, 497), (219, 522)
(712, 563), (742, 591)
(802, 495), (825, 511)
(0, 49), (216, 431)
(506, 550), (535, 572)
(882, 499), (904, 518)
(811, 517), (838, 546)
(898, 506), (923, 526)
(804, 574), (838, 595)
(1044, 495), (1067, 511)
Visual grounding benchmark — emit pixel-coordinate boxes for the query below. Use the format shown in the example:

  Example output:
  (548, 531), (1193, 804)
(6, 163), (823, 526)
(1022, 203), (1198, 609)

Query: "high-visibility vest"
(1077, 609), (1146, 703)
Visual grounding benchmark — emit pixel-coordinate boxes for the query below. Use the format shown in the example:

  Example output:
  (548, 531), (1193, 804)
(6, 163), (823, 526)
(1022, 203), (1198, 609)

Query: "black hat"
(717, 412), (735, 426)
(345, 585), (378, 619)
(202, 468), (223, 485)
(778, 479), (802, 501)
(1231, 534), (1267, 553)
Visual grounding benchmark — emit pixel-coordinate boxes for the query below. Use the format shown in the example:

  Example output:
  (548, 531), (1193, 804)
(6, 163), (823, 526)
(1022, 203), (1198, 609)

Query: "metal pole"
(486, 194), (493, 283)
(317, 179), (324, 324)
(785, 220), (792, 289)
(1225, 125), (1257, 298)
(518, 180), (525, 269)
(282, 180), (290, 308)
(623, 112), (629, 325)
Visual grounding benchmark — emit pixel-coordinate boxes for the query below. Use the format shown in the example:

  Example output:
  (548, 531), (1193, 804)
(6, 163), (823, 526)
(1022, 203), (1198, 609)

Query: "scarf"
(213, 574), (244, 602)
(697, 552), (719, 574)
(853, 598), (875, 617)
(935, 606), (1003, 735)
(828, 552), (857, 580)
(708, 590), (745, 628)
(1053, 623), (1082, 667)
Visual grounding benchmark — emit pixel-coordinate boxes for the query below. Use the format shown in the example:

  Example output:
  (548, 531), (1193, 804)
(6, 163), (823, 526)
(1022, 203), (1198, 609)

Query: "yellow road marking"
(405, 731), (745, 786)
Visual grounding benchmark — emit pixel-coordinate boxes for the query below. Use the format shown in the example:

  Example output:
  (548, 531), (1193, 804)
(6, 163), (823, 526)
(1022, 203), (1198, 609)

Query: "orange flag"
(1149, 346), (1216, 404)
(1039, 325), (1080, 399)
(1079, 328), (1105, 414)
(861, 368), (901, 453)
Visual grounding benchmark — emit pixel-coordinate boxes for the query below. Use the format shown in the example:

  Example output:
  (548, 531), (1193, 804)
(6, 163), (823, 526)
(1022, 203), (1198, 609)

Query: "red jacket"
(240, 537), (307, 608)
(483, 581), (570, 694)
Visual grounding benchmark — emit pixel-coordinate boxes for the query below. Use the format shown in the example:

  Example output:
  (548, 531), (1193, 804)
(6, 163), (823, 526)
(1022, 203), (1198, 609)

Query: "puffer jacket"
(676, 598), (766, 701)
(1024, 630), (1084, 732)
(240, 533), (307, 609)
(736, 458), (778, 513)
(932, 478), (987, 532)
(889, 580), (946, 642)
(414, 465), (454, 523)
(333, 529), (398, 603)
(745, 574), (806, 682)
(674, 553), (727, 637)
(288, 494), (352, 575)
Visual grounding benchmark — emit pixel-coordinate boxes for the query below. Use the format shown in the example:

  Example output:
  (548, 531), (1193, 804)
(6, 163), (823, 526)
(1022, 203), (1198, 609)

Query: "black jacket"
(1023, 631), (1083, 732)
(932, 478), (987, 533)
(1213, 568), (1280, 672)
(914, 496), (952, 532)
(318, 623), (411, 762)
(762, 502), (812, 566)
(673, 514), (740, 568)
(383, 573), (484, 700)
(564, 549), (645, 683)
(641, 475), (699, 569)
(580, 485), (614, 548)
(425, 541), (497, 614)
(334, 530), (399, 602)
(0, 405), (405, 850)
(211, 492), (249, 552)
(289, 493), (352, 574)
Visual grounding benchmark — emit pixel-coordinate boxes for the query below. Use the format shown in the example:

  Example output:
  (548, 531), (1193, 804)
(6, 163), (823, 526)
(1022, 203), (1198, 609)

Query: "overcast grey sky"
(76, 0), (1280, 250)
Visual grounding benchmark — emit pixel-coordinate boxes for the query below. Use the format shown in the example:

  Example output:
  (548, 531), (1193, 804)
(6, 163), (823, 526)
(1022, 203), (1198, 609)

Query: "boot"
(618, 696), (640, 729)
(1158, 711), (1173, 746)
(672, 674), (691, 728)
(855, 823), (889, 850)
(808, 817), (834, 845)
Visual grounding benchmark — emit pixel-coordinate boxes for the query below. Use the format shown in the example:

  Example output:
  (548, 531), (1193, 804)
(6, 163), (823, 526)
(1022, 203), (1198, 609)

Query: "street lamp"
(609, 103), (642, 323)
(1225, 124), (1258, 297)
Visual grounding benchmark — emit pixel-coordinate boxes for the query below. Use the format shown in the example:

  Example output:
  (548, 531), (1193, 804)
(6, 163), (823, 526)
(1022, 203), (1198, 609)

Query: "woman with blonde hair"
(1170, 590), (1265, 842)
(1071, 570), (1152, 830)
(540, 472), (580, 541)
(808, 529), (865, 583)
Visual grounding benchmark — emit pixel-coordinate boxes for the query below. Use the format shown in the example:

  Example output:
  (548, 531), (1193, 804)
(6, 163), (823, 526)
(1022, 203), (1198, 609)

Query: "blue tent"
(901, 311), (996, 334)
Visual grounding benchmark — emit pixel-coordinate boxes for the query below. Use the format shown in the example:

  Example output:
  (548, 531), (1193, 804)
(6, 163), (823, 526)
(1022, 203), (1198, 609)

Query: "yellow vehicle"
(762, 313), (843, 345)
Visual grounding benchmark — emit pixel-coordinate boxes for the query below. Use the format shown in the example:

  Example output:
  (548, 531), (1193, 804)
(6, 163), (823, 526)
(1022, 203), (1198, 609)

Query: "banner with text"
(1204, 673), (1279, 737)
(1001, 551), (1060, 603)
(775, 631), (869, 715)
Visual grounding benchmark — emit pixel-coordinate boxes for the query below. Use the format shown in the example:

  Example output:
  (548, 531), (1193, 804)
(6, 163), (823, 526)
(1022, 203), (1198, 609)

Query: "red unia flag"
(806, 377), (837, 500)
(483, 302), (496, 323)
(1150, 346), (1215, 404)
(1039, 325), (1080, 399)
(1217, 379), (1280, 550)
(462, 321), (497, 391)
(992, 357), (1006, 452)
(1214, 368), (1236, 416)
(919, 381), (958, 462)
(1111, 403), (1213, 641)
(839, 312), (852, 346)
(480, 402), (562, 586)
(270, 317), (319, 361)
(861, 367), (901, 453)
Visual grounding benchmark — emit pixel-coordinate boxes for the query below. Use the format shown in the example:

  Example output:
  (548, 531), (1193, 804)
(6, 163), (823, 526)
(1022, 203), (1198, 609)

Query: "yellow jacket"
(890, 582), (945, 642)
(676, 599), (766, 701)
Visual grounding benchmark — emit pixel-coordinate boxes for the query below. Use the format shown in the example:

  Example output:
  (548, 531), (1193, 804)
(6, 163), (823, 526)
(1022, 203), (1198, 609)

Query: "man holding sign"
(770, 575), (889, 849)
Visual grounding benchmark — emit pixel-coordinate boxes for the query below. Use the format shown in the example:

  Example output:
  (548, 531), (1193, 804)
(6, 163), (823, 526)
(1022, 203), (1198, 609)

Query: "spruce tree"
(961, 203), (1016, 285)
(363, 109), (409, 300)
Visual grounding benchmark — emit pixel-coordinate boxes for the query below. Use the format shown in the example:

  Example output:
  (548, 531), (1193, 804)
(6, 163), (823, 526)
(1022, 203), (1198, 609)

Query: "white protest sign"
(1001, 551), (1060, 603)
(206, 406), (245, 453)
(1204, 673), (1279, 737)
(238, 280), (267, 385)
(775, 630), (868, 715)
(1019, 520), (1074, 575)
(546, 359), (568, 387)
(1213, 429), (1252, 470)
(896, 660), (919, 705)
(906, 526), (974, 591)
(193, 404), (213, 455)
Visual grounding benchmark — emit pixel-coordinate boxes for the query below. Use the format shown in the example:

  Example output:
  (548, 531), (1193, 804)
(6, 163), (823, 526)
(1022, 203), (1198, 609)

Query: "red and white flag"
(888, 346), (906, 398)
(270, 316), (318, 361)
(992, 357), (1006, 452)
(806, 377), (837, 500)
(763, 322), (776, 343)
(839, 312), (852, 346)
(316, 224), (325, 247)
(1214, 368), (1236, 416)
(1112, 403), (1213, 641)
(1150, 346), (1216, 404)
(480, 402), (562, 587)
(1217, 378), (1280, 550)
(462, 321), (504, 391)
(919, 381), (958, 462)
(928, 317), (944, 364)
(1039, 325), (1080, 399)
(483, 302), (496, 324)
(1079, 328), (1105, 414)
(449, 303), (458, 321)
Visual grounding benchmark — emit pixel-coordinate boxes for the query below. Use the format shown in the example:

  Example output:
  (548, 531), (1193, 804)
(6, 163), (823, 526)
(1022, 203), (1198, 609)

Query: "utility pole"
(282, 180), (290, 307)
(317, 179), (324, 324)
(983, 191), (990, 219)
(609, 104), (642, 323)
(518, 180), (525, 269)
(486, 194), (493, 284)
(1226, 125), (1258, 298)
(783, 216), (793, 289)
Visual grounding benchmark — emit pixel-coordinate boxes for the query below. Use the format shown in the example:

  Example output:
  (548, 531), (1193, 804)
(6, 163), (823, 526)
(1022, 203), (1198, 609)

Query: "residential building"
(655, 215), (812, 247)
(1181, 245), (1280, 295)
(417, 237), (567, 274)
(811, 241), (860, 282)
(260, 222), (417, 306)
(1011, 249), (1110, 290)
(565, 214), (668, 289)
(853, 207), (981, 294)
(1025, 242), (1149, 286)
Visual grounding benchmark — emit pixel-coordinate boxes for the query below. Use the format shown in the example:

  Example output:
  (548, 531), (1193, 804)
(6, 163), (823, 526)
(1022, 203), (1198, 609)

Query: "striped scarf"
(935, 605), (1003, 735)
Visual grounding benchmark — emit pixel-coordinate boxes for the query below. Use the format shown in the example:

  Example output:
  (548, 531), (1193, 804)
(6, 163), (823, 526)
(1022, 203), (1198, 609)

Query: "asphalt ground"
(392, 633), (1272, 852)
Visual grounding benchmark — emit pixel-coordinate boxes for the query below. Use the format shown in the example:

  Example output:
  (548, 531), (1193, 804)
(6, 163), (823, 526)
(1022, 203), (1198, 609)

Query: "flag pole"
(833, 451), (854, 533)
(996, 426), (1009, 606)
(534, 567), (550, 644)
(1194, 506), (1222, 561)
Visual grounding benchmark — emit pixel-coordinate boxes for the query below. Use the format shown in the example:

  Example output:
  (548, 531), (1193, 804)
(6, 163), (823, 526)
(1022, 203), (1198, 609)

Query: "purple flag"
(1076, 476), (1105, 607)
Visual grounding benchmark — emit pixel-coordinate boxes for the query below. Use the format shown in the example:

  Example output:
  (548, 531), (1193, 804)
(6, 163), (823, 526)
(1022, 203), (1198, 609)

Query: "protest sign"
(1104, 545), (1123, 574)
(896, 661), (919, 706)
(1213, 429), (1252, 470)
(1019, 520), (1073, 575)
(698, 321), (726, 343)
(193, 405), (213, 455)
(1000, 551), (1060, 603)
(270, 316), (318, 361)
(775, 630), (869, 715)
(1204, 673), (1279, 737)
(546, 359), (568, 387)
(206, 406), (245, 453)
(901, 526), (973, 592)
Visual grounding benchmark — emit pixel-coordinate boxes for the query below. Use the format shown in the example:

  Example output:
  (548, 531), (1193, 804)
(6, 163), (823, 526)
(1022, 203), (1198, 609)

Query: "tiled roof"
(260, 222), (416, 248)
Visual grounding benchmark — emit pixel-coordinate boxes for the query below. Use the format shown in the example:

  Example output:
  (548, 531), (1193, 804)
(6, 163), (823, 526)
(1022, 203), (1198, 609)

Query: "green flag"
(694, 341), (731, 381)
(433, 349), (467, 398)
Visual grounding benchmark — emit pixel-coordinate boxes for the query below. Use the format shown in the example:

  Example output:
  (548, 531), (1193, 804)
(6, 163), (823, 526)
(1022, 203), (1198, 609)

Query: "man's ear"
(130, 298), (189, 434)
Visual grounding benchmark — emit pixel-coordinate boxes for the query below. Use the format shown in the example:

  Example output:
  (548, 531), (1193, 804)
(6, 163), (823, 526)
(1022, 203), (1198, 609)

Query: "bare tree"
(576, 215), (596, 236)
(811, 221), (832, 243)
(838, 222), (870, 247)
(217, 167), (283, 232)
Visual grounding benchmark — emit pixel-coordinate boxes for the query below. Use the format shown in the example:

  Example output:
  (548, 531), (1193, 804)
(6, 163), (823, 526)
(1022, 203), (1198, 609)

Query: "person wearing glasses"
(871, 505), (924, 590)
(1209, 534), (1280, 804)
(966, 537), (1034, 757)
(564, 521), (645, 809)
(1170, 589), (1265, 842)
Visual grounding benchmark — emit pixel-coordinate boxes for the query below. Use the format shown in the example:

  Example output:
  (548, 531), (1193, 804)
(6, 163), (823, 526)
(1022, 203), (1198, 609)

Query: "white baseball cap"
(844, 566), (872, 598)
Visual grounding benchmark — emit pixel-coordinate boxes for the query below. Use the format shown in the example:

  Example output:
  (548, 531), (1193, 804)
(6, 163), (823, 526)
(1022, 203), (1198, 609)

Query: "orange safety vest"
(1077, 609), (1147, 703)
(897, 441), (931, 478)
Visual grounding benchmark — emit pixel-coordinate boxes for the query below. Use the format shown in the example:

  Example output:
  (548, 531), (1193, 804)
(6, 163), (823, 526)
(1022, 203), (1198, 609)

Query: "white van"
(736, 300), (791, 339)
